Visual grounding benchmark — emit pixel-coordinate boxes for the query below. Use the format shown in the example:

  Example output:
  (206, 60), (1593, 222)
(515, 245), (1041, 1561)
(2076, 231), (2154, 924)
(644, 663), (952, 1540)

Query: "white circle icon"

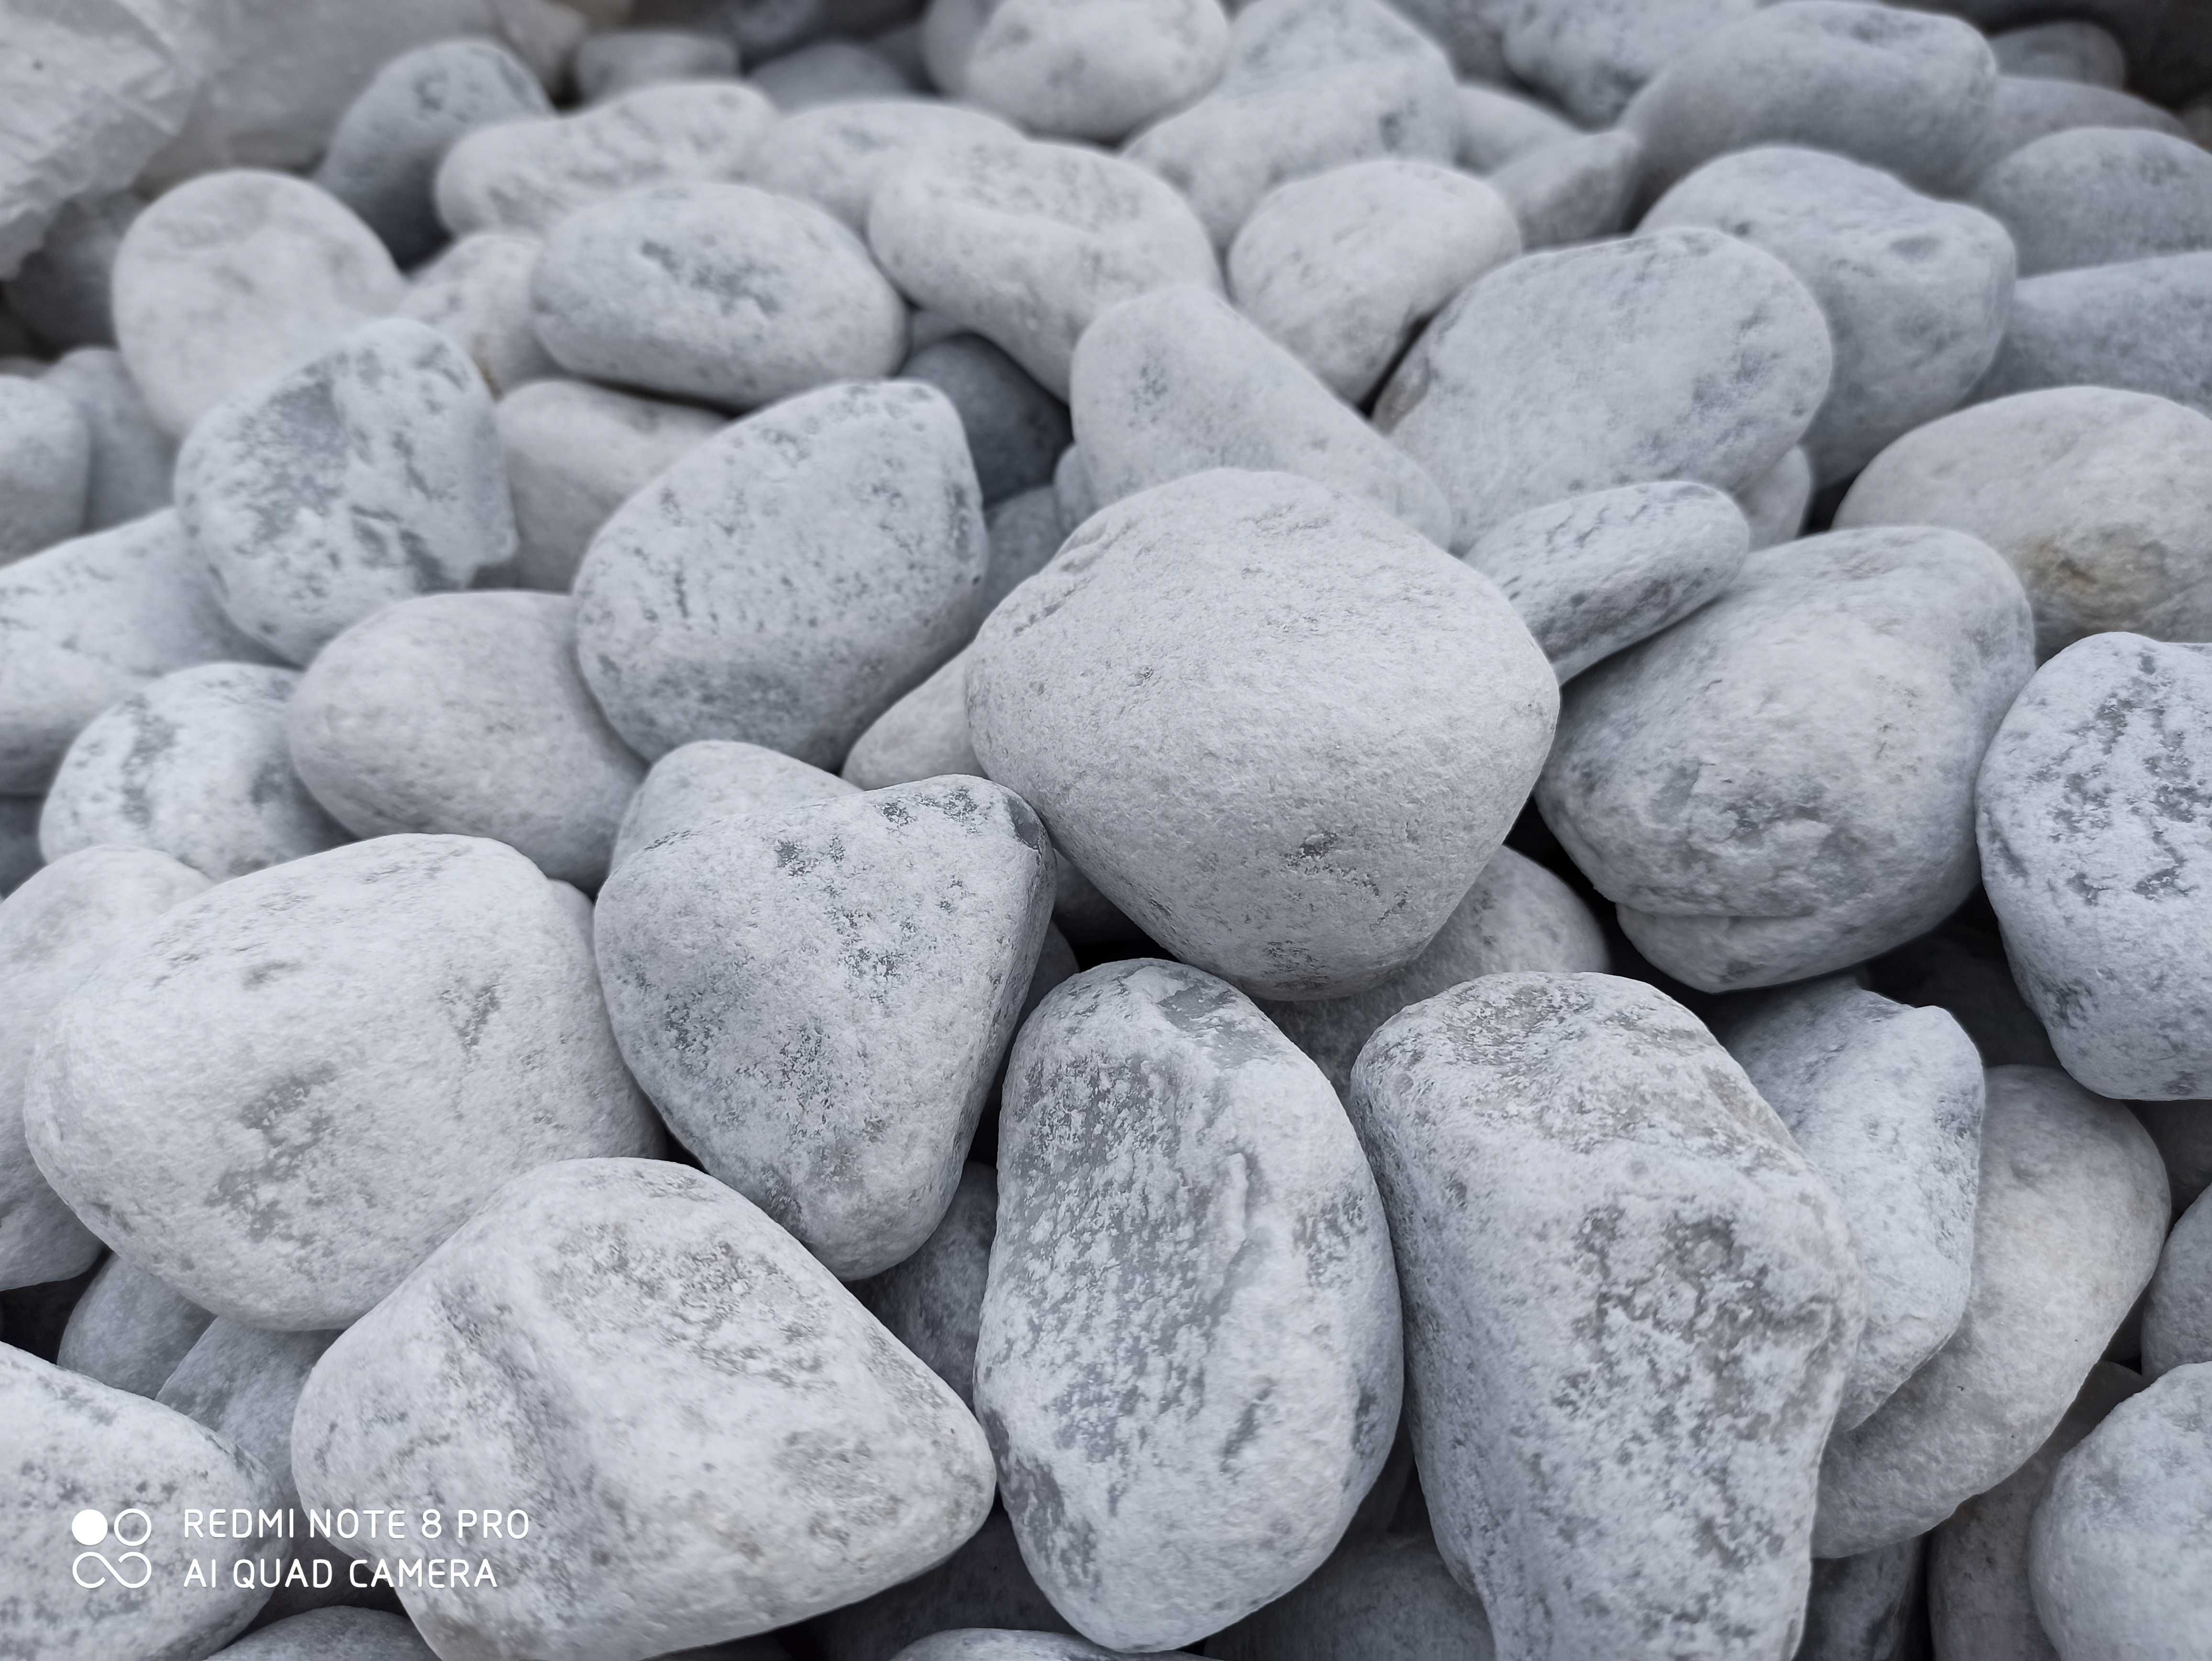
(113, 1509), (152, 1546)
(70, 1510), (106, 1546)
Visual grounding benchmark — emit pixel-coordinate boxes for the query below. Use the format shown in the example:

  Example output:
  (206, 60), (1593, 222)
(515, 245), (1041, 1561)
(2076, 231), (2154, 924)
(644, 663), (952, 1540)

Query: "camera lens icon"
(71, 1508), (153, 1589)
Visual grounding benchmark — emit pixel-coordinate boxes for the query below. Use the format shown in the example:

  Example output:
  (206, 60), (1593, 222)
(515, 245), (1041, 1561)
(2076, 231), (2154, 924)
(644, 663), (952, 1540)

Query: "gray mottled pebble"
(577, 30), (742, 100)
(1975, 251), (2212, 418)
(968, 469), (1555, 997)
(0, 1347), (275, 1661)
(112, 170), (405, 439)
(576, 379), (985, 766)
(1123, 0), (1458, 247)
(1226, 160), (1521, 404)
(981, 960), (1401, 1649)
(433, 81), (779, 238)
(395, 232), (560, 398)
(1815, 1066), (2168, 1557)
(2, 191), (140, 352)
(496, 379), (724, 594)
(1840, 388), (2212, 657)
(869, 137), (1220, 398)
(597, 779), (1051, 1277)
(905, 333), (1071, 505)
(210, 1609), (434, 1660)
(747, 100), (1021, 232)
(844, 650), (982, 789)
(1972, 127), (2212, 277)
(1622, 1), (1998, 200)
(752, 40), (920, 107)
(1990, 19), (2125, 84)
(0, 797), (36, 897)
(1952, 75), (2190, 189)
(1210, 1528), (1494, 1661)
(40, 662), (346, 880)
(40, 347), (176, 531)
(963, 0), (1229, 140)
(1487, 128), (1643, 252)
(2144, 1187), (2212, 1378)
(2136, 1102), (2212, 1215)
(854, 1161), (995, 1406)
(982, 487), (1065, 613)
(22, 835), (660, 1329)
(1645, 146), (2016, 485)
(1736, 446), (1812, 550)
(1455, 82), (1578, 172)
(1348, 973), (1863, 1661)
(0, 848), (206, 1290)
(2028, 1362), (2212, 1658)
(532, 181), (907, 411)
(0, 510), (276, 795)
(293, 1158), (996, 1659)
(0, 376), (90, 561)
(56, 1254), (211, 1397)
(1539, 527), (2035, 993)
(809, 1510), (1077, 1661)
(289, 593), (644, 889)
(1725, 978), (1986, 1430)
(1379, 228), (1830, 550)
(894, 1635), (1191, 1659)
(613, 739), (858, 874)
(177, 318), (514, 666)
(1978, 635), (2212, 1100)
(312, 39), (554, 268)
(1499, 0), (1757, 126)
(1070, 285), (1451, 544)
(1798, 1536), (1925, 1661)
(1465, 479), (1750, 682)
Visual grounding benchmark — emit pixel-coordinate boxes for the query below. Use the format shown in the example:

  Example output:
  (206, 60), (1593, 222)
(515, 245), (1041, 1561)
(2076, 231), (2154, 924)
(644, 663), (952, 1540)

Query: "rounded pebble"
(0, 376), (91, 562)
(611, 738), (858, 875)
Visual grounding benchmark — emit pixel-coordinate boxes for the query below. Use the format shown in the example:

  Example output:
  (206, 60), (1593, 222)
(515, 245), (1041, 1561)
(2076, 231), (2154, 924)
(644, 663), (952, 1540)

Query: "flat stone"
(0, 376), (90, 561)
(39, 347), (175, 531)
(3, 191), (140, 352)
(1971, 127), (2212, 277)
(1209, 1528), (1495, 1660)
(576, 29), (741, 100)
(808, 1510), (1076, 1661)
(611, 739), (857, 875)
(1989, 19), (2125, 84)
(1538, 526), (2035, 992)
(1347, 972), (1863, 1660)
(2144, 1187), (2212, 1378)
(1500, 0), (1760, 126)
(1736, 446), (1812, 549)
(962, 0), (1230, 141)
(904, 332), (1070, 505)
(746, 100), (1021, 232)
(395, 232), (560, 398)
(853, 1161), (995, 1406)
(1975, 251), (2212, 419)
(55, 1255), (211, 1396)
(1485, 128), (1643, 252)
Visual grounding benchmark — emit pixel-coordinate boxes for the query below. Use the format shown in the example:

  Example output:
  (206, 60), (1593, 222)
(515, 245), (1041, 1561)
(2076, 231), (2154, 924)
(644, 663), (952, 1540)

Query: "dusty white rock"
(1978, 633), (2212, 1100)
(982, 960), (1400, 1649)
(853, 1161), (995, 1406)
(869, 137), (1220, 397)
(1455, 81), (1578, 172)
(207, 1609), (435, 1660)
(1487, 128), (1643, 251)
(289, 593), (645, 889)
(0, 376), (90, 561)
(1951, 75), (2190, 188)
(1990, 19), (2125, 84)
(1499, 0), (1759, 126)
(112, 170), (406, 440)
(1736, 446), (1812, 550)
(293, 1158), (996, 1660)
(1724, 977), (1986, 1430)
(1226, 160), (1520, 404)
(905, 333), (1071, 505)
(1538, 527), (2035, 992)
(312, 39), (553, 268)
(56, 1254), (212, 1396)
(0, 511), (275, 795)
(395, 232), (559, 398)
(1975, 251), (2212, 418)
(1815, 1065), (2169, 1557)
(532, 180), (906, 411)
(969, 469), (1556, 997)
(22, 834), (660, 1329)
(39, 663), (345, 880)
(1123, 0), (1458, 247)
(1645, 147), (2016, 485)
(1070, 285), (1451, 543)
(2144, 1188), (2212, 1377)
(963, 0), (1230, 141)
(1841, 389), (2212, 657)
(1971, 127), (2212, 277)
(177, 317), (514, 666)
(613, 739), (857, 872)
(597, 778), (1051, 1276)
(433, 81), (778, 237)
(1797, 1537), (1925, 1661)
(497, 379), (723, 593)
(844, 650), (982, 789)
(1210, 1529), (1495, 1661)
(1379, 227), (1830, 551)
(751, 39), (920, 107)
(577, 29), (741, 99)
(1347, 973), (1863, 1661)
(809, 1510), (1078, 1660)
(747, 100), (1020, 233)
(39, 347), (176, 531)
(2, 192), (140, 352)
(576, 379), (985, 766)
(1463, 479), (1750, 682)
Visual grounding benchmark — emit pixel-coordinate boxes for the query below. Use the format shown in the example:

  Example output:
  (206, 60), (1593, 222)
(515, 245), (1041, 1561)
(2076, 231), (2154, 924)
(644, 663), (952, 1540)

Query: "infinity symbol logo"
(70, 1508), (152, 1590)
(72, 1550), (152, 1589)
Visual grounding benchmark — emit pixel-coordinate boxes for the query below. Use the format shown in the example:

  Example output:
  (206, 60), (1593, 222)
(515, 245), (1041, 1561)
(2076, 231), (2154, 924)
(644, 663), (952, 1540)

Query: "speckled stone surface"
(748, 100), (1019, 232)
(611, 739), (858, 874)
(1974, 250), (2212, 418)
(0, 376), (90, 561)
(210, 1609), (436, 1660)
(1970, 127), (2212, 277)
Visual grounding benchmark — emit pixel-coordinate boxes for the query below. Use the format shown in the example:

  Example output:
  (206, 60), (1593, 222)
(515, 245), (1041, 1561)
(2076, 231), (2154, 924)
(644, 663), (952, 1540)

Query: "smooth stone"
(0, 797), (36, 897)
(1070, 284), (1451, 543)
(968, 468), (1556, 997)
(2135, 1102), (2212, 1214)
(0, 511), (276, 795)
(853, 1161), (995, 1406)
(1348, 972), (1863, 1661)
(1393, 0), (1509, 78)
(2, 191), (140, 351)
(981, 960), (1401, 1649)
(40, 662), (346, 880)
(597, 779), (1051, 1277)
(1464, 479), (1750, 681)
(904, 333), (1070, 505)
(0, 848), (206, 1289)
(2144, 1188), (2212, 1377)
(1839, 388), (2212, 658)
(22, 835), (660, 1329)
(751, 40), (920, 107)
(576, 29), (741, 99)
(809, 1510), (1076, 1661)
(868, 137), (1220, 398)
(1975, 251), (2212, 419)
(1989, 20), (2125, 85)
(1123, 0), (1458, 247)
(1971, 128), (2212, 278)
(39, 347), (176, 530)
(112, 170), (405, 440)
(55, 1254), (212, 1396)
(1499, 0), (1758, 126)
(612, 740), (857, 873)
(1210, 1528), (1495, 1660)
(433, 81), (779, 237)
(895, 1636), (1189, 1659)
(532, 180), (907, 412)
(1950, 75), (2190, 189)
(1454, 82), (1577, 172)
(210, 1609), (434, 1659)
(1799, 1537), (1925, 1661)
(922, 0), (997, 92)
(576, 379), (984, 766)
(1869, 922), (2059, 1071)
(1622, 1), (1998, 201)
(395, 232), (560, 398)
(289, 593), (645, 889)
(2028, 1362), (2212, 1657)
(843, 650), (981, 789)
(963, 0), (1230, 140)
(1736, 446), (1812, 550)
(1725, 978), (1986, 1430)
(981, 487), (1064, 613)
(1486, 128), (1643, 252)
(1537, 527), (2035, 992)
(1645, 146), (2016, 486)
(312, 39), (554, 267)
(1226, 159), (1521, 404)
(747, 100), (1020, 232)
(1815, 1066), (2169, 1557)
(1380, 227), (1829, 551)
(0, 376), (90, 561)
(1051, 442), (1098, 529)
(293, 1158), (996, 1658)
(496, 379), (724, 594)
